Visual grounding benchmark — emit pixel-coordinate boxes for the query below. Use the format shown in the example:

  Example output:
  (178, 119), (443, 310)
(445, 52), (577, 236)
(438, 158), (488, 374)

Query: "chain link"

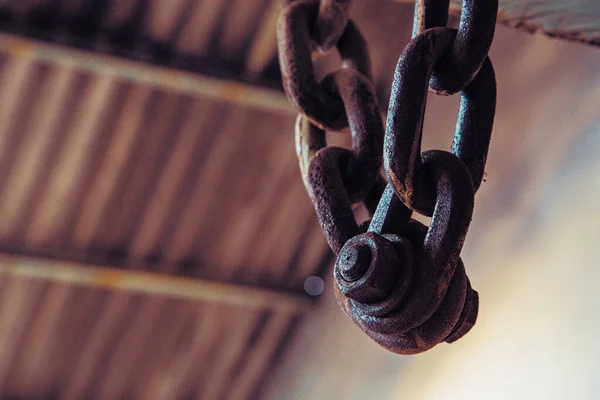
(386, 27), (496, 216)
(414, 0), (498, 94)
(277, 0), (497, 354)
(277, 0), (370, 130)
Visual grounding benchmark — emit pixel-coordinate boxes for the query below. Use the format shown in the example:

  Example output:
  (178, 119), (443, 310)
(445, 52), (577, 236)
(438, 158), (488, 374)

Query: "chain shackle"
(334, 150), (478, 354)
(296, 68), (385, 254)
(385, 27), (496, 216)
(413, 0), (498, 95)
(278, 0), (371, 130)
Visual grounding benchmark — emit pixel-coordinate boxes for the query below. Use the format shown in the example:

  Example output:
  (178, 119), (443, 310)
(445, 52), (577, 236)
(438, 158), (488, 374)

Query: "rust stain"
(222, 82), (246, 102)
(93, 269), (124, 288)
(159, 70), (182, 88)
(5, 38), (34, 58)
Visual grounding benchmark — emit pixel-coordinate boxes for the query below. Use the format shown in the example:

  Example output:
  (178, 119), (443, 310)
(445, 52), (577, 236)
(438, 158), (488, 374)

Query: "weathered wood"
(396, 0), (600, 46)
(0, 255), (314, 313)
(0, 32), (294, 114)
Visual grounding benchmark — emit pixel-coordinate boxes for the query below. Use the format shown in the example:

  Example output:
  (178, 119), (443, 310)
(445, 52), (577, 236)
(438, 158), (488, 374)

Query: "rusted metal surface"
(413, 0), (498, 95)
(277, 0), (371, 131)
(334, 157), (478, 354)
(294, 67), (384, 253)
(278, 0), (497, 353)
(266, 15), (600, 400)
(386, 27), (496, 215)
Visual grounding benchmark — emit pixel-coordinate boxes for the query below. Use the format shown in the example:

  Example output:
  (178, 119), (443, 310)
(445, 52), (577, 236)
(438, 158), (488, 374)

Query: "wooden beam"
(0, 255), (314, 313)
(395, 0), (600, 46)
(0, 32), (295, 114)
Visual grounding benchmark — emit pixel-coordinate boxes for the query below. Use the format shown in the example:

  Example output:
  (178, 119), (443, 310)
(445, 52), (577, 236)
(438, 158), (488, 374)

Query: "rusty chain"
(277, 0), (497, 354)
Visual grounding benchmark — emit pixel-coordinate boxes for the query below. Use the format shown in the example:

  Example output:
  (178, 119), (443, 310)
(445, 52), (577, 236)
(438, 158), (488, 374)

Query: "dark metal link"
(315, 0), (352, 50)
(334, 150), (478, 354)
(278, 0), (371, 130)
(413, 0), (498, 94)
(412, 0), (450, 37)
(295, 67), (385, 253)
(306, 147), (360, 254)
(283, 0), (352, 50)
(385, 27), (496, 216)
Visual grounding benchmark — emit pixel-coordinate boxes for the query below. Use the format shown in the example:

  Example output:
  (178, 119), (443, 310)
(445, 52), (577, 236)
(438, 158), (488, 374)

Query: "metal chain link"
(386, 27), (496, 216)
(277, 0), (497, 354)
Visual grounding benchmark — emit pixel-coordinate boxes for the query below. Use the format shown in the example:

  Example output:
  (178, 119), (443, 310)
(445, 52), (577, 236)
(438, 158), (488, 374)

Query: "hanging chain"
(277, 0), (497, 354)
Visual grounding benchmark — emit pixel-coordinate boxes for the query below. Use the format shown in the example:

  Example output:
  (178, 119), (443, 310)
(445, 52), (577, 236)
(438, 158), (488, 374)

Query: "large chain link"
(277, 0), (497, 354)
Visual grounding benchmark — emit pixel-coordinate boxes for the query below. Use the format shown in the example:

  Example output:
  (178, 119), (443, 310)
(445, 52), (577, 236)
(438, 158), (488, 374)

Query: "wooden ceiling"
(0, 1), (415, 399)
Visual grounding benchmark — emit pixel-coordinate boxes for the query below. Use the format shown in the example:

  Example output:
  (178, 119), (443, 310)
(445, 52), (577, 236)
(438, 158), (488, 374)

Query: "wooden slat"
(0, 32), (293, 114)
(146, 0), (191, 43)
(197, 310), (264, 400)
(26, 75), (116, 248)
(0, 255), (314, 313)
(61, 292), (134, 400)
(29, 286), (104, 396)
(218, 0), (270, 63)
(95, 297), (167, 400)
(101, 91), (185, 249)
(0, 66), (74, 242)
(128, 99), (216, 259)
(10, 282), (72, 387)
(161, 105), (246, 264)
(143, 305), (221, 400)
(0, 58), (33, 161)
(245, 0), (281, 78)
(124, 300), (198, 399)
(70, 84), (153, 250)
(175, 0), (229, 56)
(0, 277), (47, 388)
(224, 313), (293, 400)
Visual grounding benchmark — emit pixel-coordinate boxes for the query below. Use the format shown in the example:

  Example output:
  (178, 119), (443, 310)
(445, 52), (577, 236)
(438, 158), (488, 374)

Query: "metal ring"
(385, 27), (496, 216)
(413, 0), (498, 94)
(278, 0), (371, 131)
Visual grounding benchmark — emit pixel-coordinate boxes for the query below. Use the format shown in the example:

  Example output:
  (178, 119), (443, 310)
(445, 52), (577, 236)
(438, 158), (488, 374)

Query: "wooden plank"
(0, 255), (314, 313)
(0, 32), (294, 114)
(26, 75), (116, 248)
(70, 84), (153, 250)
(246, 0), (281, 78)
(395, 0), (600, 46)
(0, 67), (74, 242)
